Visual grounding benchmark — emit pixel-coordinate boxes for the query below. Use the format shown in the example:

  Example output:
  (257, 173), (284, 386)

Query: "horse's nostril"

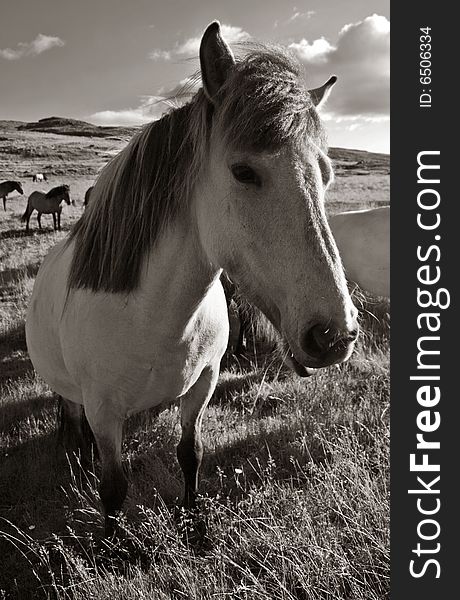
(302, 323), (337, 357)
(347, 326), (359, 342)
(301, 322), (358, 359)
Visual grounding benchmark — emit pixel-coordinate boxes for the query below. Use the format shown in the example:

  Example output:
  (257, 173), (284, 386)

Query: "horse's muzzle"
(300, 322), (359, 367)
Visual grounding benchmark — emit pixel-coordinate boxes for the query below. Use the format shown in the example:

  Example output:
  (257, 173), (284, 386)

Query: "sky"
(0, 0), (390, 153)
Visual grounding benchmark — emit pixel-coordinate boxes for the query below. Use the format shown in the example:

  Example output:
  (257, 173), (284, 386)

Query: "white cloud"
(90, 96), (167, 127)
(0, 33), (65, 60)
(289, 38), (334, 63)
(287, 9), (315, 23)
(90, 76), (203, 127)
(149, 49), (171, 61)
(289, 14), (390, 118)
(149, 24), (250, 61)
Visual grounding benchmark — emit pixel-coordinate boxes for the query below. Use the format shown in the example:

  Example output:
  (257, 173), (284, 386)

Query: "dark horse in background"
(21, 184), (72, 232)
(84, 185), (94, 209)
(0, 180), (24, 211)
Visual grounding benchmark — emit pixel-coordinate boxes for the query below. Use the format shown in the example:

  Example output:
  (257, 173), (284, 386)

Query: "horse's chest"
(126, 331), (216, 407)
(65, 293), (228, 413)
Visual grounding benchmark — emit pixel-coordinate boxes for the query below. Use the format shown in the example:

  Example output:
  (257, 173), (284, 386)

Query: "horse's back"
(0, 181), (14, 195)
(29, 190), (57, 213)
(28, 190), (45, 206)
(329, 206), (390, 297)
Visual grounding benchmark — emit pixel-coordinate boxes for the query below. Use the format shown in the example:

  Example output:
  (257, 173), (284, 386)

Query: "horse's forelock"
(216, 45), (327, 153)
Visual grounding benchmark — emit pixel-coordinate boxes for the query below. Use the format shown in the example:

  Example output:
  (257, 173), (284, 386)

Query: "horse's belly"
(26, 243), (83, 403)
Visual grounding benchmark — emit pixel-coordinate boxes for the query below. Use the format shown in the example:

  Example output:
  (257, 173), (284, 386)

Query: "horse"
(0, 180), (24, 211)
(33, 173), (48, 183)
(26, 22), (359, 537)
(329, 206), (390, 297)
(84, 185), (94, 208)
(21, 184), (72, 232)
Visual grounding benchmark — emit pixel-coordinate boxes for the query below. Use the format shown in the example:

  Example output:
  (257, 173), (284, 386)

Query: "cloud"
(149, 24), (250, 61)
(289, 14), (390, 118)
(287, 9), (315, 23)
(149, 49), (172, 61)
(275, 8), (315, 28)
(90, 96), (169, 127)
(289, 38), (334, 63)
(90, 74), (206, 127)
(0, 33), (65, 60)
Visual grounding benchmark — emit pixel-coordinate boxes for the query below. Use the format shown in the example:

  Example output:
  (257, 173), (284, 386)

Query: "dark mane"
(67, 44), (327, 294)
(46, 184), (70, 198)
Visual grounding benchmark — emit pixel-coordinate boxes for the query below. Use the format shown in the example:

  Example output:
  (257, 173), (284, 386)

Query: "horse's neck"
(138, 218), (221, 333)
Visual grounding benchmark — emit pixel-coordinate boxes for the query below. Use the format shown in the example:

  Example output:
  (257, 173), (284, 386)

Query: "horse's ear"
(309, 75), (337, 109)
(200, 21), (235, 103)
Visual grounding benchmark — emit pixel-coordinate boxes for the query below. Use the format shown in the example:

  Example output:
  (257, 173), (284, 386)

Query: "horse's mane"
(68, 44), (327, 294)
(46, 184), (69, 198)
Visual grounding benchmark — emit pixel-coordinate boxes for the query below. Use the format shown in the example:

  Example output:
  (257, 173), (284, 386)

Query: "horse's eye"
(231, 164), (261, 187)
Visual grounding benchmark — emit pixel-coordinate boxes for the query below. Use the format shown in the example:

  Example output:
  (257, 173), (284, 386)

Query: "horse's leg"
(58, 210), (61, 231)
(2, 196), (6, 211)
(37, 212), (42, 229)
(83, 401), (127, 537)
(57, 395), (97, 467)
(177, 364), (219, 510)
(52, 212), (57, 231)
(25, 209), (32, 233)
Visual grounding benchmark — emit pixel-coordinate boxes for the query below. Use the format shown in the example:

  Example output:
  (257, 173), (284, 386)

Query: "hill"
(0, 118), (390, 209)
(17, 116), (136, 139)
(1, 118), (389, 167)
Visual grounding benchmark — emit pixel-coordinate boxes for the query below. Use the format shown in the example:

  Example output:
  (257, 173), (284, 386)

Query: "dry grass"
(0, 128), (389, 599)
(326, 174), (390, 215)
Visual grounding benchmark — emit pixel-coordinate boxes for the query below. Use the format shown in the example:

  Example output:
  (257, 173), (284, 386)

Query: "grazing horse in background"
(33, 173), (48, 183)
(21, 184), (72, 232)
(221, 273), (254, 356)
(329, 206), (390, 298)
(84, 185), (94, 208)
(0, 180), (24, 211)
(26, 22), (358, 537)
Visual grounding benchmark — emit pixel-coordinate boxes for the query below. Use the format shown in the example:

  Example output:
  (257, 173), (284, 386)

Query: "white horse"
(329, 206), (390, 297)
(33, 173), (47, 183)
(26, 22), (358, 536)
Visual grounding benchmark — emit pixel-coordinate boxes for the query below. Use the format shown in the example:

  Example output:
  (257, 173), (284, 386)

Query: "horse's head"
(195, 22), (358, 374)
(62, 186), (71, 205)
(15, 182), (24, 195)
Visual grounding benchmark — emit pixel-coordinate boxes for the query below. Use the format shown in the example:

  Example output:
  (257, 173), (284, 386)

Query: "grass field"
(0, 122), (390, 599)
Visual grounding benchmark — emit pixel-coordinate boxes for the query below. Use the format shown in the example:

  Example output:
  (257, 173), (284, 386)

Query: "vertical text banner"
(391, 1), (458, 598)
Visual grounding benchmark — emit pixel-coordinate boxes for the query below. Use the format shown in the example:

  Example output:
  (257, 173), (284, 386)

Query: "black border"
(391, 3), (458, 597)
